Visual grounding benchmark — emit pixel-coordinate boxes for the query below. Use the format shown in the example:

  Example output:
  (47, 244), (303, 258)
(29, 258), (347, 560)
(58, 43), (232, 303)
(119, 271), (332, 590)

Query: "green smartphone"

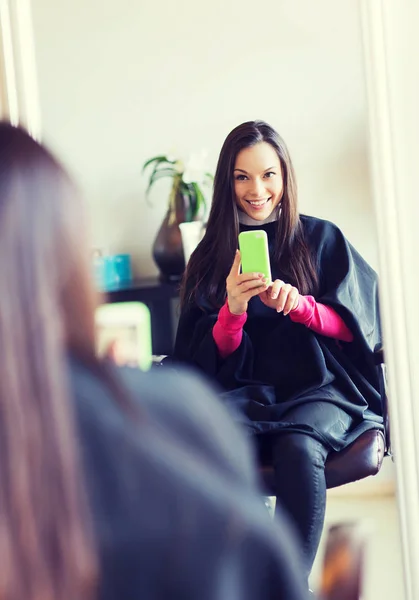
(95, 301), (152, 371)
(238, 230), (272, 285)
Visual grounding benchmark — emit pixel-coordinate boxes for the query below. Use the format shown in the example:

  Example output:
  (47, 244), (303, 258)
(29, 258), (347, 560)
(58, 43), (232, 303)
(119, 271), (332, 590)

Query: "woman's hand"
(259, 279), (299, 315)
(104, 340), (126, 365)
(103, 340), (138, 367)
(226, 250), (269, 315)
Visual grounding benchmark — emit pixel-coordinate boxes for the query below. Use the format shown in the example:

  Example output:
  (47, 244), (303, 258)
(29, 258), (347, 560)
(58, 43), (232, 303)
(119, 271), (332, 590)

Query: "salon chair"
(259, 347), (390, 493)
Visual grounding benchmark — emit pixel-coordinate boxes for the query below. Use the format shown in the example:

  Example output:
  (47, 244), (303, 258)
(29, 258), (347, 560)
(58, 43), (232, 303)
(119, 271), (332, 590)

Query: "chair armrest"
(373, 344), (384, 364)
(373, 345), (392, 457)
(151, 355), (168, 368)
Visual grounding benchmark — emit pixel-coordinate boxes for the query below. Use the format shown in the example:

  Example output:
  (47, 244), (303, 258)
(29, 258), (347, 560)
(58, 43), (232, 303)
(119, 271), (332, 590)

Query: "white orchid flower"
(182, 149), (209, 184)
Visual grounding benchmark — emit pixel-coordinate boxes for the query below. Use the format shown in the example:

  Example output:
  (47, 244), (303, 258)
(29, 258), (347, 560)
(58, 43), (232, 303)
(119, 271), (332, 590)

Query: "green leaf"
(185, 196), (194, 222)
(145, 161), (161, 190)
(146, 168), (176, 195)
(191, 182), (207, 219)
(178, 182), (193, 221)
(142, 155), (170, 173)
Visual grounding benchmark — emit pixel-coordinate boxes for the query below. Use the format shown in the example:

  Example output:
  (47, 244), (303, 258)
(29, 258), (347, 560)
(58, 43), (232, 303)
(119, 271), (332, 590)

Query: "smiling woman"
(174, 119), (383, 589)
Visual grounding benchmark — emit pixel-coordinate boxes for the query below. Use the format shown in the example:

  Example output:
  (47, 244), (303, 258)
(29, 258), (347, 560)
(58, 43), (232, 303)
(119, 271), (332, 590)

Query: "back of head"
(0, 123), (97, 600)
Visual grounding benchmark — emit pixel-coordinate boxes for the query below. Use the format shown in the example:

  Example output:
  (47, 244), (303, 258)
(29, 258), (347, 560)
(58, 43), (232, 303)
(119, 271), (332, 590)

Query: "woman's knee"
(271, 432), (328, 470)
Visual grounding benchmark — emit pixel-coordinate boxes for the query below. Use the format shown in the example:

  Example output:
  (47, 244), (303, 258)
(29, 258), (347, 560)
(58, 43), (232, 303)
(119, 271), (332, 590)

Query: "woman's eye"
(264, 171), (276, 178)
(235, 174), (248, 181)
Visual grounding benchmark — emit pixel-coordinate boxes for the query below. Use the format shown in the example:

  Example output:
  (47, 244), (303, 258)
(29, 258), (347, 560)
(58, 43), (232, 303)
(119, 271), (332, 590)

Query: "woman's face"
(233, 142), (283, 221)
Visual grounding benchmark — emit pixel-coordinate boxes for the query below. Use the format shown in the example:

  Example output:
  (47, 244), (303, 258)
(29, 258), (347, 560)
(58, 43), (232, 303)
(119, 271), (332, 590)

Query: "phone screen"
(97, 323), (141, 367)
(95, 302), (152, 370)
(238, 230), (272, 284)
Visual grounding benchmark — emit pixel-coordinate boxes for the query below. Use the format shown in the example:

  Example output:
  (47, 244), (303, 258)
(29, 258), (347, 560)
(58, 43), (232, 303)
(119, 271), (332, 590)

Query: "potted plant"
(143, 152), (212, 281)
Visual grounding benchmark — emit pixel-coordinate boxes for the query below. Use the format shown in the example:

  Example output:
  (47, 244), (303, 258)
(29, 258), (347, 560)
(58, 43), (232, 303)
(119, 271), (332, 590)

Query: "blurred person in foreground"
(0, 122), (309, 600)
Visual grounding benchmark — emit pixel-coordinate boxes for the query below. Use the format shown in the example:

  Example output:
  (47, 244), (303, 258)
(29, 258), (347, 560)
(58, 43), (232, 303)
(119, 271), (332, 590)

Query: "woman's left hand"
(259, 279), (300, 315)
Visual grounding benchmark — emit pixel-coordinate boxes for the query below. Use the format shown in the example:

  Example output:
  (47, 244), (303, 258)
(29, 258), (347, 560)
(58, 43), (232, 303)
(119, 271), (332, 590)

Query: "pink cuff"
(289, 295), (315, 326)
(289, 295), (353, 342)
(213, 300), (247, 358)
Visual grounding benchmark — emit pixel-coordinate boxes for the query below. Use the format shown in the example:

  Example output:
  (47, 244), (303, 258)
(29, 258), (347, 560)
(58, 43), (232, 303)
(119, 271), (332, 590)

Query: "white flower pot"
(179, 221), (205, 265)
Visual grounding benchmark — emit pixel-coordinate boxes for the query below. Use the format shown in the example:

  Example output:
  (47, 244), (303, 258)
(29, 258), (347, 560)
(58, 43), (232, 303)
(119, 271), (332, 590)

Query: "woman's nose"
(248, 177), (265, 198)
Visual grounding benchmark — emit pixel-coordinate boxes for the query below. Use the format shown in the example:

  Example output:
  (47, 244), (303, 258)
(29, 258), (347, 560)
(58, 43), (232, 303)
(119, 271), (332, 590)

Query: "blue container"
(112, 254), (132, 284)
(93, 254), (132, 290)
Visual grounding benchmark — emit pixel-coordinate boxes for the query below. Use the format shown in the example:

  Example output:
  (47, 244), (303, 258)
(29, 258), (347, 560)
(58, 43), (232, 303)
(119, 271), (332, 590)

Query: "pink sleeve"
(289, 295), (353, 342)
(213, 300), (247, 359)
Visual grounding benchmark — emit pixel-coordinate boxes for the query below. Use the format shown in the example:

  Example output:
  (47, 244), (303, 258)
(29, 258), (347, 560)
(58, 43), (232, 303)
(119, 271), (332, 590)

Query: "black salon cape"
(173, 216), (383, 450)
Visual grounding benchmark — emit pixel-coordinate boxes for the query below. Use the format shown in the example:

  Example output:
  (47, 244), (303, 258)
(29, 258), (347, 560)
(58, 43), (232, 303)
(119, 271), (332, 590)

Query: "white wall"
(361, 2), (419, 596)
(31, 0), (378, 276)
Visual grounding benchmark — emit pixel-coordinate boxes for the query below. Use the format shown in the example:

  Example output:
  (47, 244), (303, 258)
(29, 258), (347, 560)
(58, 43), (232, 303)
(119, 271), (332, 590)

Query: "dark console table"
(105, 277), (181, 356)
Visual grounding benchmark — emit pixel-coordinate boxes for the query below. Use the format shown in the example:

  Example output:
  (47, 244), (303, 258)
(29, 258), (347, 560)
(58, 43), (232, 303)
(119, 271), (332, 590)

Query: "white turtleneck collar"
(238, 206), (281, 226)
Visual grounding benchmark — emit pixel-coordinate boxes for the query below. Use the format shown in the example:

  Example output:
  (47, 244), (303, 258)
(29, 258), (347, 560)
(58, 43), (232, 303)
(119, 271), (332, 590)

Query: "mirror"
(3, 0), (411, 598)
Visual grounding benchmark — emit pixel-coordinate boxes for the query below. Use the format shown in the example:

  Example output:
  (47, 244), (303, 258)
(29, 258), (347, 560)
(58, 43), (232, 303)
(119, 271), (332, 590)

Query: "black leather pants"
(270, 432), (330, 581)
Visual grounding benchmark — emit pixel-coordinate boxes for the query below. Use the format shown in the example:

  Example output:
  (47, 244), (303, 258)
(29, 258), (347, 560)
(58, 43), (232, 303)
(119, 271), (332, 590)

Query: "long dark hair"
(181, 120), (318, 308)
(0, 123), (97, 600)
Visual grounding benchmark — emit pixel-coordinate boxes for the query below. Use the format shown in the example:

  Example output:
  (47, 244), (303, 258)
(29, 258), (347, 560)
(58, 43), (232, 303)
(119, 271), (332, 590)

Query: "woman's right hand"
(226, 250), (269, 315)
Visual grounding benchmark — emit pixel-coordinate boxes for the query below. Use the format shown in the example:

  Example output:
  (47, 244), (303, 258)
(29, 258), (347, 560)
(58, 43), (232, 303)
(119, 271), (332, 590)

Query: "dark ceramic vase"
(152, 211), (185, 281)
(152, 185), (198, 281)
